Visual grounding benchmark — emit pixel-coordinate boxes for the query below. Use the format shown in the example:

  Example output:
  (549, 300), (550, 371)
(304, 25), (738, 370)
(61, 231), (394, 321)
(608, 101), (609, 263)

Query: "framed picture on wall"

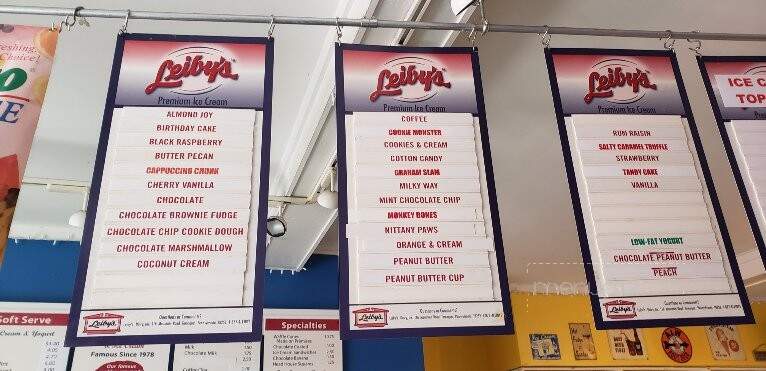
(569, 323), (597, 360)
(607, 328), (647, 360)
(705, 325), (745, 360)
(529, 333), (561, 360)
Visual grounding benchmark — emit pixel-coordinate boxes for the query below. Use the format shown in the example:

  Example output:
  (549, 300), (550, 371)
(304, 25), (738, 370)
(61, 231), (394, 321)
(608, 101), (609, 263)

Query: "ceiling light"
(69, 187), (89, 228)
(68, 210), (86, 228)
(317, 189), (338, 209)
(266, 216), (287, 237)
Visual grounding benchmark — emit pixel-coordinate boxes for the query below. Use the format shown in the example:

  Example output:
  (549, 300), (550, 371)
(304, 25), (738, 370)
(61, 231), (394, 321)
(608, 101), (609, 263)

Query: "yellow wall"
(423, 292), (766, 370)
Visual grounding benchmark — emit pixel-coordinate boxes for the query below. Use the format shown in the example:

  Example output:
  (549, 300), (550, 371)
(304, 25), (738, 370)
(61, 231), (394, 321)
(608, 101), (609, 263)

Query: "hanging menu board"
(0, 302), (69, 370)
(335, 44), (513, 339)
(545, 48), (752, 329)
(263, 309), (341, 370)
(698, 56), (766, 269)
(67, 33), (273, 346)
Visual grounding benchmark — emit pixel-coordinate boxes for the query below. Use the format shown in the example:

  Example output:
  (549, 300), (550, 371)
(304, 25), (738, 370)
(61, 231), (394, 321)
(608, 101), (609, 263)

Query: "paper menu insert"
(567, 114), (745, 321)
(0, 302), (69, 371)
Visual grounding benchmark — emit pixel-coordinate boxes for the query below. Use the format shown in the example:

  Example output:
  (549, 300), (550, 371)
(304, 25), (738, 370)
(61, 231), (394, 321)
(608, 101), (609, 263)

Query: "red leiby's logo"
(584, 58), (657, 104)
(82, 312), (124, 335)
(145, 46), (239, 95)
(352, 307), (389, 328)
(603, 300), (637, 319)
(370, 57), (451, 103)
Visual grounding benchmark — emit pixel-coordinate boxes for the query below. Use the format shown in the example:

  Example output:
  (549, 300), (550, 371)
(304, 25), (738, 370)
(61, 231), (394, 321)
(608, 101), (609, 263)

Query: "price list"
(0, 303), (69, 371)
(263, 312), (341, 371)
(83, 106), (257, 309)
(173, 342), (261, 371)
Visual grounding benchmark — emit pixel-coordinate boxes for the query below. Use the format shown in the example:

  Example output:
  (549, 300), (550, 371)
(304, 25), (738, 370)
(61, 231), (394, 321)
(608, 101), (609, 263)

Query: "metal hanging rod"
(1, 5), (766, 42)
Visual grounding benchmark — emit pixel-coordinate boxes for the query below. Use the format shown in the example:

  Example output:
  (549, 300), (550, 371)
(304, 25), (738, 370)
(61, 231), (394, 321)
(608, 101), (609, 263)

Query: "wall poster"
(698, 56), (766, 270)
(568, 322), (596, 360)
(335, 44), (513, 338)
(545, 48), (753, 329)
(661, 327), (693, 363)
(607, 328), (647, 360)
(529, 333), (561, 360)
(67, 33), (273, 346)
(0, 25), (58, 267)
(705, 325), (746, 360)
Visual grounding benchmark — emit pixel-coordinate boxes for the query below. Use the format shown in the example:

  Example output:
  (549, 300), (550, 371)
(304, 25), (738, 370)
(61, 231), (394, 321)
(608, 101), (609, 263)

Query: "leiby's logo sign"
(369, 56), (451, 103)
(145, 46), (239, 95)
(584, 59), (657, 104)
(603, 299), (637, 319)
(352, 307), (389, 328)
(82, 312), (124, 335)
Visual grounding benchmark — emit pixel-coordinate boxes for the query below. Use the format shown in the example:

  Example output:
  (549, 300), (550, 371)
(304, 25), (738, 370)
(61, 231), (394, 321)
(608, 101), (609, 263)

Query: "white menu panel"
(76, 106), (262, 338)
(0, 303), (69, 371)
(263, 309), (341, 371)
(568, 114), (745, 322)
(345, 112), (504, 331)
(727, 120), (766, 250)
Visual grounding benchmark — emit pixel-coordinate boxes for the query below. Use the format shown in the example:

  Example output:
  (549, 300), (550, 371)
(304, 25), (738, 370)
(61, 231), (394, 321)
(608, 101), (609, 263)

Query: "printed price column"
(85, 106), (256, 309)
(569, 114), (731, 298)
(346, 112), (495, 305)
(173, 342), (261, 370)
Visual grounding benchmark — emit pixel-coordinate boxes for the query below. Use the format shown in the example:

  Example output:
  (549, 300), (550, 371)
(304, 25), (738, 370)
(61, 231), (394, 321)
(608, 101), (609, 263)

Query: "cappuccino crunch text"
(370, 65), (451, 102)
(584, 67), (657, 104)
(145, 55), (239, 94)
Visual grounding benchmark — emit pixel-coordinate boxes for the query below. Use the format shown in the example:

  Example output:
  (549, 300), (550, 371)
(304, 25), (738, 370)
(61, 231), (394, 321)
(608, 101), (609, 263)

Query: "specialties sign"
(262, 309), (341, 371)
(546, 49), (752, 329)
(336, 44), (513, 339)
(699, 56), (766, 271)
(67, 34), (273, 346)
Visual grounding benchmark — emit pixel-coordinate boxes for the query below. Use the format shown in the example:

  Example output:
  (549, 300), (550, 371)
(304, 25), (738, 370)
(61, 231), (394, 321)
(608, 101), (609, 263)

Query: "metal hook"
(59, 9), (76, 32)
(478, 0), (488, 35)
(687, 31), (702, 56)
(119, 9), (130, 34)
(267, 15), (276, 39)
(662, 30), (675, 50)
(465, 25), (477, 48)
(74, 6), (89, 27)
(335, 17), (343, 43)
(539, 25), (551, 48)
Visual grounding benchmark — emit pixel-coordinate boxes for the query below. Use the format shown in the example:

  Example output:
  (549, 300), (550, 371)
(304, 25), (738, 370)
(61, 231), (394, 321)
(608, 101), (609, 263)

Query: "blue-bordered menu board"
(66, 33), (273, 346)
(335, 44), (514, 339)
(545, 48), (753, 330)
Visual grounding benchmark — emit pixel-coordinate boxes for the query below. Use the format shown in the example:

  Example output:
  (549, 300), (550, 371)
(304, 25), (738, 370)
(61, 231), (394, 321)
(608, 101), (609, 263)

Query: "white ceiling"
(3, 0), (766, 297)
